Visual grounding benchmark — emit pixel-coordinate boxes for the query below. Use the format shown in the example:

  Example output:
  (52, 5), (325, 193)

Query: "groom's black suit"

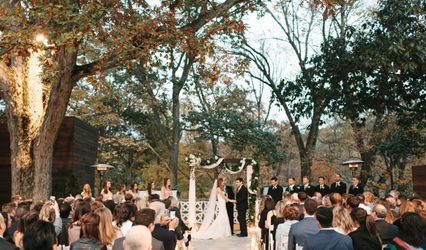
(225, 185), (235, 234)
(236, 184), (248, 236)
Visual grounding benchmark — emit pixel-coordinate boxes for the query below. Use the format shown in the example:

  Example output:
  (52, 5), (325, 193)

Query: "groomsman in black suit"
(316, 176), (330, 197)
(330, 174), (347, 194)
(235, 178), (248, 237)
(348, 177), (364, 195)
(302, 176), (315, 197)
(267, 176), (283, 203)
(224, 183), (235, 235)
(287, 177), (300, 194)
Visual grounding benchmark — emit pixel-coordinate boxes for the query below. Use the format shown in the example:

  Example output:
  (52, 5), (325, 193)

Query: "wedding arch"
(184, 154), (260, 228)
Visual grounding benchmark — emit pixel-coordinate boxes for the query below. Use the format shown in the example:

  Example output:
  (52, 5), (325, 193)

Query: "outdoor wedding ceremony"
(0, 0), (425, 250)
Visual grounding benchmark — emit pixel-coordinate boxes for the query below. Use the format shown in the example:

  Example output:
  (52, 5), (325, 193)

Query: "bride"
(193, 178), (235, 239)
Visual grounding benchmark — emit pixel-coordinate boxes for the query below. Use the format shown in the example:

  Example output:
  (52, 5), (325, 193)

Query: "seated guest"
(134, 208), (165, 250)
(149, 201), (179, 250)
(38, 201), (62, 236)
(393, 212), (426, 249)
(288, 199), (320, 250)
(70, 213), (106, 250)
(297, 192), (308, 220)
(271, 201), (286, 244)
(14, 211), (39, 249)
(357, 194), (372, 214)
(332, 206), (356, 235)
(316, 176), (330, 197)
(348, 177), (364, 196)
(113, 204), (133, 237)
(95, 207), (120, 249)
(68, 200), (91, 244)
(276, 204), (299, 250)
(346, 195), (360, 211)
(0, 213), (18, 250)
(58, 202), (72, 246)
(23, 220), (57, 250)
(304, 207), (353, 250)
(258, 196), (274, 248)
(349, 208), (381, 250)
(123, 225), (152, 250)
(371, 204), (398, 244)
(330, 193), (343, 207)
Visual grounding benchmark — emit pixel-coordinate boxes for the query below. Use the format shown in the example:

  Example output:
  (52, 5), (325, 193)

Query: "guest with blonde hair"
(135, 197), (146, 211)
(332, 206), (356, 235)
(39, 201), (62, 236)
(95, 207), (120, 249)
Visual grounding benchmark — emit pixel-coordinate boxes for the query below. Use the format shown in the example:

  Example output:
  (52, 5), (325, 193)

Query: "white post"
(188, 168), (196, 229)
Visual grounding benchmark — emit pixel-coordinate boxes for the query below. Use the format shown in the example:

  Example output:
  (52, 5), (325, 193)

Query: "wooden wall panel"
(0, 117), (98, 206)
(412, 165), (426, 198)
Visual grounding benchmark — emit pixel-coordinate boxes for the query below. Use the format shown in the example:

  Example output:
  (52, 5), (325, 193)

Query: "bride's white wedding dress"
(193, 181), (232, 239)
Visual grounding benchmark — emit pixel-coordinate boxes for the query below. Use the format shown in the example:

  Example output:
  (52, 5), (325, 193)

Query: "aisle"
(191, 235), (257, 250)
(190, 227), (261, 250)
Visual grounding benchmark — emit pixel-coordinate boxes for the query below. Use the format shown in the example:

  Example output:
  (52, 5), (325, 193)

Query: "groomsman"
(224, 184), (235, 235)
(330, 174), (347, 194)
(287, 177), (300, 194)
(302, 176), (315, 197)
(316, 176), (330, 196)
(267, 177), (283, 203)
(348, 177), (364, 196)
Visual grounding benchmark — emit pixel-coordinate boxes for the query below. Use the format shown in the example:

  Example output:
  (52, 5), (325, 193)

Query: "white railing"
(179, 200), (241, 224)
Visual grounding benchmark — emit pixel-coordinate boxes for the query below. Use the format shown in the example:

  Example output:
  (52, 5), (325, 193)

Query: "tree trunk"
(2, 46), (77, 200)
(170, 85), (181, 188)
(351, 122), (375, 185)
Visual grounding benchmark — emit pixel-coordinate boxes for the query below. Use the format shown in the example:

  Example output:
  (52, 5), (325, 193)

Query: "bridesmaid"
(81, 184), (92, 199)
(160, 178), (172, 200)
(101, 181), (113, 202)
(127, 183), (139, 199)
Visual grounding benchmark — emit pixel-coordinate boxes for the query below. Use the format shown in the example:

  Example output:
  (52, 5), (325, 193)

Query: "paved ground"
(190, 228), (260, 250)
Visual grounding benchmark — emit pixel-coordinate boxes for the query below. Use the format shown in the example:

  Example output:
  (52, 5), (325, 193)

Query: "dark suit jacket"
(315, 184), (330, 196)
(348, 185), (364, 196)
(288, 217), (319, 250)
(152, 224), (177, 250)
(304, 229), (354, 250)
(375, 219), (399, 244)
(0, 237), (18, 250)
(267, 185), (283, 203)
(330, 182), (347, 194)
(302, 184), (315, 197)
(236, 185), (248, 211)
(349, 226), (382, 250)
(287, 185), (300, 194)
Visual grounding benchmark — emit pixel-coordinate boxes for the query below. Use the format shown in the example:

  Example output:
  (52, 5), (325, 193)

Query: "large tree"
(0, 0), (255, 200)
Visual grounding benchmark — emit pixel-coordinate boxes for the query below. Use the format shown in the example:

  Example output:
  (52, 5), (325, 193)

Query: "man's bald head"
(124, 225), (152, 250)
(373, 204), (387, 219)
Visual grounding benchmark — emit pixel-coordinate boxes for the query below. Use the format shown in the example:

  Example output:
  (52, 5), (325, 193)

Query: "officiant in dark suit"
(235, 177), (248, 237)
(267, 176), (283, 203)
(224, 183), (235, 235)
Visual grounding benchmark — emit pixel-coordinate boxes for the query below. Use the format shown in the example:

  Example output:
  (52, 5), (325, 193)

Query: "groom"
(235, 177), (248, 237)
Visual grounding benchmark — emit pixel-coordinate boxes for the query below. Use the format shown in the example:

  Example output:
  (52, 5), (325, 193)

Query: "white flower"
(207, 160), (210, 164)
(254, 177), (258, 180)
(214, 156), (218, 160)
(252, 160), (257, 165)
(185, 157), (188, 161)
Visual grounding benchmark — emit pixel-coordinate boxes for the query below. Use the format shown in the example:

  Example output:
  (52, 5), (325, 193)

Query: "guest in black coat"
(225, 185), (235, 235)
(267, 177), (283, 203)
(316, 176), (330, 197)
(287, 177), (301, 194)
(349, 208), (382, 250)
(330, 174), (347, 194)
(372, 204), (399, 244)
(348, 177), (364, 196)
(0, 213), (18, 250)
(301, 176), (315, 197)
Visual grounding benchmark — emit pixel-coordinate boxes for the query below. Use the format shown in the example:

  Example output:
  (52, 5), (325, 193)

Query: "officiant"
(224, 181), (235, 235)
